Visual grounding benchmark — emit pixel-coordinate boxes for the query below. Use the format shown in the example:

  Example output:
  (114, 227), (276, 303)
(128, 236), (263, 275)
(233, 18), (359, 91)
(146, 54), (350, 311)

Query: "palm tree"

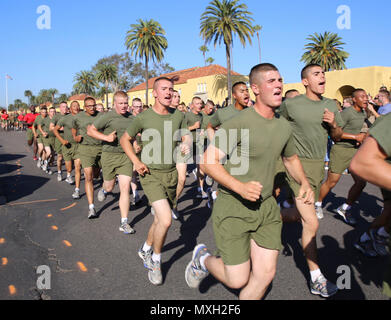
(96, 64), (118, 108)
(301, 31), (349, 71)
(253, 25), (262, 63)
(73, 71), (98, 95)
(57, 93), (69, 104)
(47, 88), (58, 107)
(24, 90), (33, 105)
(199, 45), (209, 66)
(206, 57), (215, 65)
(200, 0), (254, 104)
(125, 19), (168, 106)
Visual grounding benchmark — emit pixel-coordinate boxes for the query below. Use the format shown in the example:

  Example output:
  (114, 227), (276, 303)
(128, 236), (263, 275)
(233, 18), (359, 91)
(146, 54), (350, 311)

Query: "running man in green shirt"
(279, 64), (343, 298)
(349, 113), (391, 298)
(121, 77), (191, 286)
(88, 91), (136, 234)
(50, 101), (69, 181)
(33, 106), (48, 170)
(39, 106), (56, 174)
(72, 97), (102, 218)
(317, 89), (369, 225)
(185, 63), (313, 300)
(53, 101), (82, 198)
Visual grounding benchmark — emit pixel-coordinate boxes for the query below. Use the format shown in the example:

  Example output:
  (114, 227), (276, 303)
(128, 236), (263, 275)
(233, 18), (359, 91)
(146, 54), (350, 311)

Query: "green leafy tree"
(199, 45), (209, 66)
(125, 19), (168, 106)
(47, 88), (58, 106)
(200, 0), (254, 104)
(206, 57), (215, 65)
(24, 90), (33, 105)
(301, 31), (349, 71)
(96, 64), (118, 108)
(73, 71), (98, 96)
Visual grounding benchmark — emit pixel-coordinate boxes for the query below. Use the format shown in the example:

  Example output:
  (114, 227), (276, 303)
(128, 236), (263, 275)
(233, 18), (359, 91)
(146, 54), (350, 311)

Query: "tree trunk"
(226, 43), (232, 105)
(145, 56), (149, 106)
(105, 81), (109, 109)
(257, 31), (261, 63)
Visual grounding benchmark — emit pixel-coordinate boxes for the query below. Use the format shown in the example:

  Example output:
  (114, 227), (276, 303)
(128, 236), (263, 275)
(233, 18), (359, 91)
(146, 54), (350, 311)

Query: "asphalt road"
(0, 130), (389, 300)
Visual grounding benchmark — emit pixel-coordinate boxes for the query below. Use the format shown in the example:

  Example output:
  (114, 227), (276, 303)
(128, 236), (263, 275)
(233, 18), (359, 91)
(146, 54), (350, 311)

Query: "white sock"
(152, 252), (161, 263)
(342, 203), (351, 211)
(360, 232), (370, 242)
(142, 242), (152, 252)
(121, 217), (128, 224)
(39, 157), (42, 161)
(133, 189), (138, 197)
(212, 191), (217, 200)
(310, 269), (322, 282)
(88, 204), (94, 210)
(315, 201), (322, 207)
(67, 173), (71, 177)
(197, 187), (202, 192)
(75, 188), (80, 192)
(58, 170), (62, 174)
(200, 252), (211, 271)
(102, 188), (107, 194)
(44, 160), (48, 164)
(377, 227), (390, 238)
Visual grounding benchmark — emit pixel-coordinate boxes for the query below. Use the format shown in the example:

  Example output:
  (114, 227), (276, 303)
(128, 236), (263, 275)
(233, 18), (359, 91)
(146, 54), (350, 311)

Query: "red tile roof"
(128, 64), (241, 93)
(69, 94), (88, 101)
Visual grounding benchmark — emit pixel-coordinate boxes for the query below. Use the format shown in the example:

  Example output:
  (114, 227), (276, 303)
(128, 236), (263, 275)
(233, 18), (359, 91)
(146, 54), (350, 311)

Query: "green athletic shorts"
(78, 144), (102, 169)
(54, 138), (63, 155)
(329, 144), (357, 174)
(286, 158), (325, 202)
(43, 136), (55, 148)
(26, 128), (34, 141)
(101, 152), (133, 181)
(212, 192), (282, 266)
(140, 168), (178, 207)
(37, 136), (44, 145)
(62, 143), (80, 161)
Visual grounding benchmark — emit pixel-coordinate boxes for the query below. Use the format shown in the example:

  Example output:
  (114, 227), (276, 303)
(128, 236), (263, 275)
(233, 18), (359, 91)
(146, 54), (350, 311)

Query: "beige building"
(126, 64), (252, 106)
(283, 66), (391, 101)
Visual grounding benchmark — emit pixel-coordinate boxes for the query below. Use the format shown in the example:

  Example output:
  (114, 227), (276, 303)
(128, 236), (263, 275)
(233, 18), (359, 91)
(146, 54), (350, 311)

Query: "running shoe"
(119, 221), (135, 234)
(185, 244), (210, 289)
(171, 208), (179, 220)
(369, 229), (389, 257)
(310, 275), (338, 298)
(33, 156), (38, 161)
(72, 189), (80, 199)
(138, 245), (153, 270)
(315, 205), (324, 220)
(197, 190), (209, 199)
(88, 207), (97, 219)
(97, 188), (107, 202)
(41, 162), (48, 172)
(57, 173), (62, 182)
(354, 239), (378, 257)
(37, 160), (42, 168)
(336, 205), (357, 225)
(192, 168), (197, 179)
(65, 176), (74, 184)
(45, 169), (53, 175)
(148, 259), (163, 286)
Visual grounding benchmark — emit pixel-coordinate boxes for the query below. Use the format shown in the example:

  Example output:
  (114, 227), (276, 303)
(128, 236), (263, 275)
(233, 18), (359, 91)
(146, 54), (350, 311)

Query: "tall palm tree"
(24, 90), (33, 105)
(125, 19), (168, 106)
(96, 64), (118, 108)
(57, 93), (69, 104)
(253, 24), (262, 63)
(199, 45), (209, 66)
(301, 31), (349, 71)
(200, 0), (254, 104)
(73, 71), (98, 96)
(47, 88), (58, 107)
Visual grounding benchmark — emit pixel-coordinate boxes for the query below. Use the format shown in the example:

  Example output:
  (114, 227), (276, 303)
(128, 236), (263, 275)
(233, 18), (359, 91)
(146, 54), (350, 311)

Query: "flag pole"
(5, 75), (8, 112)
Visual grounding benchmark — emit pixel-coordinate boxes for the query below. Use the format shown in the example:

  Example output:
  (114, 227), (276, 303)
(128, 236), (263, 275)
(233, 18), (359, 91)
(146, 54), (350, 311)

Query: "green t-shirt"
(337, 106), (367, 148)
(209, 104), (243, 128)
(369, 113), (391, 162)
(72, 112), (102, 146)
(212, 107), (296, 202)
(280, 94), (344, 160)
(57, 113), (79, 144)
(184, 111), (203, 143)
(41, 116), (55, 138)
(201, 112), (215, 130)
(34, 115), (46, 138)
(93, 110), (134, 153)
(126, 107), (187, 171)
(51, 113), (66, 136)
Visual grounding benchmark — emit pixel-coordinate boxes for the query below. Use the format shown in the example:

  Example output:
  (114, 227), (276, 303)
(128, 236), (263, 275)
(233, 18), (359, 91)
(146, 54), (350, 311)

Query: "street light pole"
(5, 75), (8, 112)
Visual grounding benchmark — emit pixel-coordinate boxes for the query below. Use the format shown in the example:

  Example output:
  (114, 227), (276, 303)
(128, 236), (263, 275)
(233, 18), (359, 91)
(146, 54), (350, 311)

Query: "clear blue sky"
(1, 0), (390, 107)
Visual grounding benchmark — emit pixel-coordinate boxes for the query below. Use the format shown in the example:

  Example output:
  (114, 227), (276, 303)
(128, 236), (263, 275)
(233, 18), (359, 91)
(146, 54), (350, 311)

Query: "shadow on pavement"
(0, 175), (50, 203)
(0, 163), (20, 175)
(0, 153), (26, 163)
